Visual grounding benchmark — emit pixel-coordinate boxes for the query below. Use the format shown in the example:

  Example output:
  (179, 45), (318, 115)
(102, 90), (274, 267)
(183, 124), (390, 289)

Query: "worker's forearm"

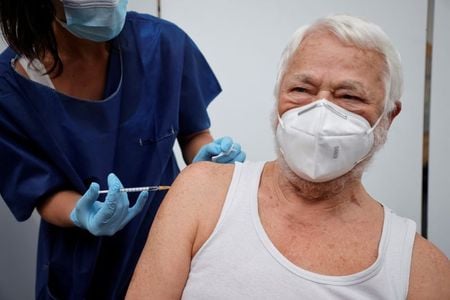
(37, 191), (80, 227)
(179, 130), (213, 164)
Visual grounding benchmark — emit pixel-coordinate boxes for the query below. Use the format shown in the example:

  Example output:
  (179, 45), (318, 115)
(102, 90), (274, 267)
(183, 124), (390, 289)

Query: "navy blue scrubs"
(0, 12), (221, 299)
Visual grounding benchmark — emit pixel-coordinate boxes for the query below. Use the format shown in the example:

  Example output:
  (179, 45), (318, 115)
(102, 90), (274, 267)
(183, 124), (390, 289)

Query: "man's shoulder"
(176, 161), (235, 204)
(178, 161), (235, 187)
(408, 234), (450, 299)
(156, 162), (236, 254)
(161, 162), (235, 214)
(411, 234), (449, 274)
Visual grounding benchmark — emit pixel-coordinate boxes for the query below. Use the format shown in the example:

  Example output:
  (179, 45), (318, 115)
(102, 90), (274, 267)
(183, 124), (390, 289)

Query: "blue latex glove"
(70, 173), (149, 236)
(193, 136), (246, 163)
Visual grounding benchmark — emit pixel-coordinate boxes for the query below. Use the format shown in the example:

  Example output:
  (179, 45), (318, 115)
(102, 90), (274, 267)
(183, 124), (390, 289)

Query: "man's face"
(274, 31), (391, 199)
(277, 30), (387, 125)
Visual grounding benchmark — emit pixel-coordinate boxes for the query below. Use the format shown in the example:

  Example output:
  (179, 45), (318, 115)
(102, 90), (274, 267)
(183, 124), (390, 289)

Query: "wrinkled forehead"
(294, 31), (386, 75)
(284, 32), (387, 112)
(299, 29), (389, 78)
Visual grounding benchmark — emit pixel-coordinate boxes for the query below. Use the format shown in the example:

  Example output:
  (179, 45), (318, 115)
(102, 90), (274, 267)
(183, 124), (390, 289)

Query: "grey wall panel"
(428, 0), (450, 257)
(128, 0), (158, 15)
(163, 0), (426, 228)
(0, 199), (40, 300)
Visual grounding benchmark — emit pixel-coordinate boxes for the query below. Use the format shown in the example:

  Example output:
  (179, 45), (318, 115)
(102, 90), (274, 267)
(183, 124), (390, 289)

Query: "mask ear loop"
(276, 112), (288, 158)
(277, 113), (285, 129)
(366, 112), (384, 134)
(366, 92), (390, 134)
(358, 96), (390, 165)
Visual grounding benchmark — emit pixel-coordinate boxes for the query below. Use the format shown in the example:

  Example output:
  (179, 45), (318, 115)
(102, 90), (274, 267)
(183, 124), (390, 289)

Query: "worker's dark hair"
(0, 0), (62, 75)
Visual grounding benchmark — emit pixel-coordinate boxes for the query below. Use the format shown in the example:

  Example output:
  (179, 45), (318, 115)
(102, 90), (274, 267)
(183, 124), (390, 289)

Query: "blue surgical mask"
(58, 0), (128, 42)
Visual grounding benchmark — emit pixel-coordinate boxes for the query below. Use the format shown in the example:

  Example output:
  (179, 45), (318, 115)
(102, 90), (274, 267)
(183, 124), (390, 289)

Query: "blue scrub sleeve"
(0, 94), (67, 221)
(177, 35), (222, 136)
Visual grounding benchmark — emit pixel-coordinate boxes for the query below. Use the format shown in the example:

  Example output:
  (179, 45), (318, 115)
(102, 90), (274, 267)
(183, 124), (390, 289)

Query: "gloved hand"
(70, 173), (149, 236)
(193, 136), (246, 164)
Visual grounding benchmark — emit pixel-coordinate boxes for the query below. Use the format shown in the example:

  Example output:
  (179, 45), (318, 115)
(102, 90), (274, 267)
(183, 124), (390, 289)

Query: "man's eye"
(341, 94), (361, 100)
(292, 87), (308, 93)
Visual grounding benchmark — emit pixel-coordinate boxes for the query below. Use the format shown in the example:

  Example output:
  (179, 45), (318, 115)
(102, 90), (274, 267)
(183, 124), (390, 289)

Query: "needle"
(98, 186), (170, 194)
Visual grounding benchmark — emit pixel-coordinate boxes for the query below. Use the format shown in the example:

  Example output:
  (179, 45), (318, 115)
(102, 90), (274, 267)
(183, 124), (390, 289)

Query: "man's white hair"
(274, 14), (403, 114)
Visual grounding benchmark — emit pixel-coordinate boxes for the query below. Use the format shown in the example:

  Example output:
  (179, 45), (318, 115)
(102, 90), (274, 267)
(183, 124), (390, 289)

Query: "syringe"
(98, 186), (170, 194)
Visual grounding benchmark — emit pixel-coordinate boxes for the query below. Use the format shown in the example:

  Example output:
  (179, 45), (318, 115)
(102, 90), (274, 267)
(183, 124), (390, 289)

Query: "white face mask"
(276, 99), (383, 182)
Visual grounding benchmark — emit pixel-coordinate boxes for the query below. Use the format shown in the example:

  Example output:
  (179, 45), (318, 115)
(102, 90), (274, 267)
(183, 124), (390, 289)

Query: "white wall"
(164, 0), (427, 230)
(128, 0), (157, 16)
(428, 0), (450, 257)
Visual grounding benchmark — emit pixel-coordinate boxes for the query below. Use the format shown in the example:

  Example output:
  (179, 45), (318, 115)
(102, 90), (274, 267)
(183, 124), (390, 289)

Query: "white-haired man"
(126, 15), (450, 299)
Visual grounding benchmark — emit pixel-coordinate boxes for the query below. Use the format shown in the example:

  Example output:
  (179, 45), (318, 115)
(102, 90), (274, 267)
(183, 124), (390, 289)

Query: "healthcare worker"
(0, 0), (245, 298)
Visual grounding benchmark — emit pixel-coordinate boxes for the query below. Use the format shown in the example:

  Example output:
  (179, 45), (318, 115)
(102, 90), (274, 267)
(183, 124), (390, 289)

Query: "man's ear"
(387, 100), (402, 128)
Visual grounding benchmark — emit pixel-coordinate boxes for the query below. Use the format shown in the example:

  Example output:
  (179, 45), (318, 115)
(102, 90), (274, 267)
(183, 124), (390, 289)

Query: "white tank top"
(182, 161), (416, 300)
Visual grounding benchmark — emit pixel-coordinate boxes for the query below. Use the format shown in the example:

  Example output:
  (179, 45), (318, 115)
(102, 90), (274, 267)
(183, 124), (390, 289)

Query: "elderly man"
(126, 15), (450, 299)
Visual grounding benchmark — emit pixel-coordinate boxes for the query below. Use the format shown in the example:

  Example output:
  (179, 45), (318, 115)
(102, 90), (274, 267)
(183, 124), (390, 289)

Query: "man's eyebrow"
(336, 80), (366, 92)
(291, 73), (316, 84)
(287, 76), (369, 96)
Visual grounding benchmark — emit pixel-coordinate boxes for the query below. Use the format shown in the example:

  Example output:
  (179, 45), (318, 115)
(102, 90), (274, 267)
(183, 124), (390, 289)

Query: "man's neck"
(263, 160), (377, 223)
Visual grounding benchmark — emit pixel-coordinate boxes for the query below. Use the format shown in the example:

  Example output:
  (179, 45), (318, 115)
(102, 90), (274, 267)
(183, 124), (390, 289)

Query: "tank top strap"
(382, 207), (417, 298)
(217, 160), (266, 222)
(191, 161), (266, 262)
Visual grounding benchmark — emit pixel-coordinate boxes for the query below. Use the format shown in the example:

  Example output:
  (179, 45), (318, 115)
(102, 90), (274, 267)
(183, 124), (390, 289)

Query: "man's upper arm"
(407, 234), (450, 300)
(126, 162), (233, 299)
